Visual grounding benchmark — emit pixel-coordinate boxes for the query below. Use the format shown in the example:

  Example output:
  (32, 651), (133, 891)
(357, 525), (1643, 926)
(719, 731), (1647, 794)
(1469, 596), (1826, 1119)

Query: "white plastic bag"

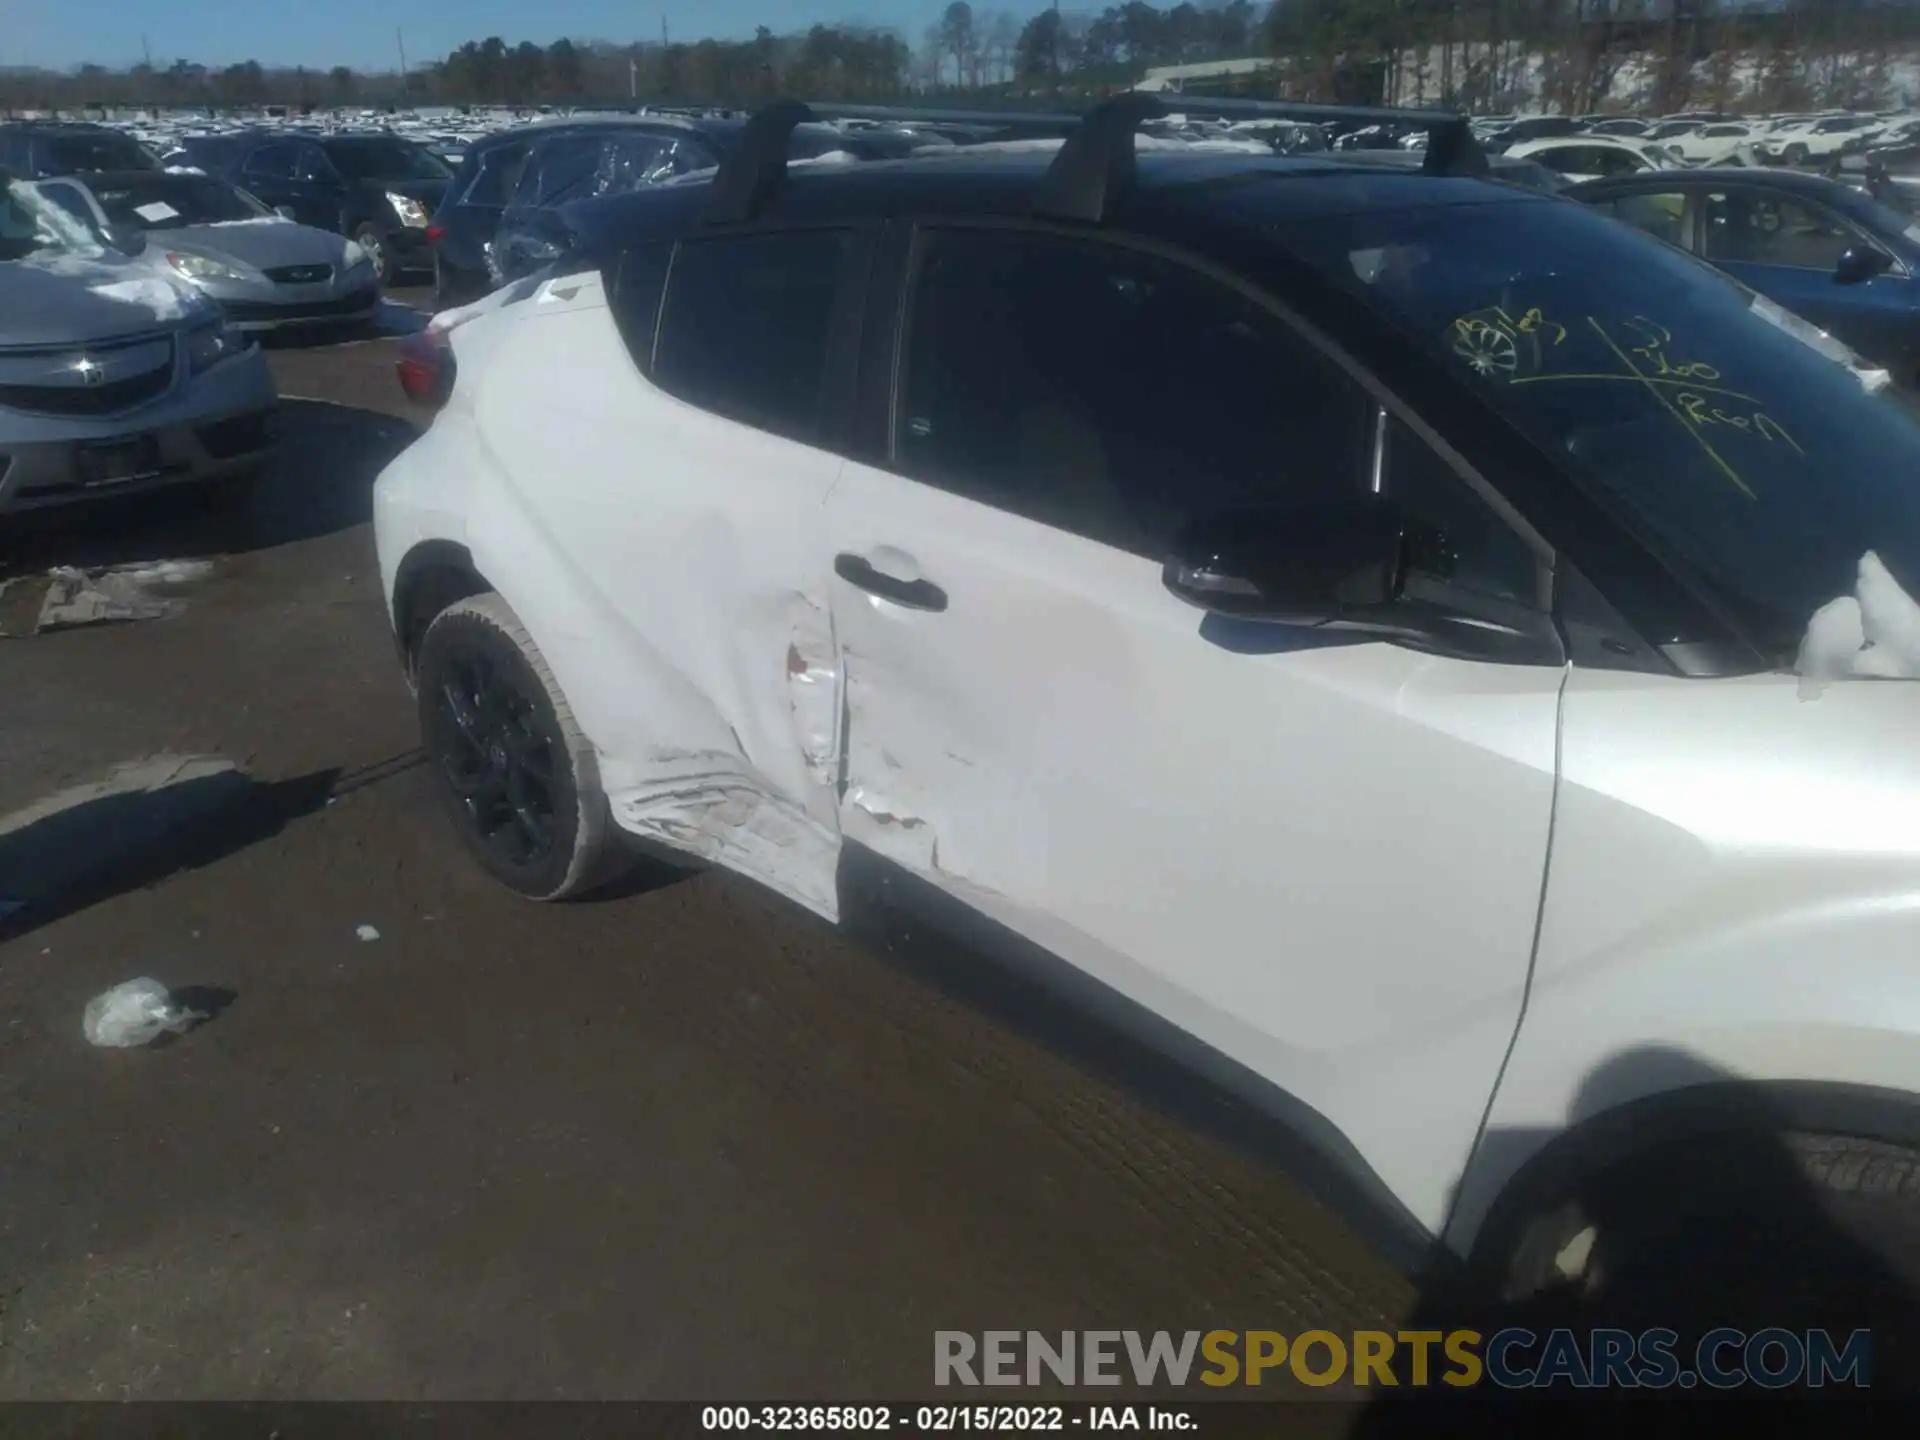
(82, 978), (205, 1049)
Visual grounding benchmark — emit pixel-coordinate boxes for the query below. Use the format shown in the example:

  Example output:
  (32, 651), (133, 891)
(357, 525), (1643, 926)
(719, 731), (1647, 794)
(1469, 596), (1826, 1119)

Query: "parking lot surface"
(0, 305), (1414, 1403)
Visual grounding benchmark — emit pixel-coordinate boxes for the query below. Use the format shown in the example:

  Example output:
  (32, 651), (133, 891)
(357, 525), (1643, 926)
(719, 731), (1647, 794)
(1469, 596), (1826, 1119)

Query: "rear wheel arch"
(1466, 1078), (1920, 1290)
(393, 540), (490, 678)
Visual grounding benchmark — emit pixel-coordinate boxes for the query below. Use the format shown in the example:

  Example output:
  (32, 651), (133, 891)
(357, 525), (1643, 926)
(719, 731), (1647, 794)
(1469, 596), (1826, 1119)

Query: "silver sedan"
(35, 171), (382, 333)
(0, 173), (278, 515)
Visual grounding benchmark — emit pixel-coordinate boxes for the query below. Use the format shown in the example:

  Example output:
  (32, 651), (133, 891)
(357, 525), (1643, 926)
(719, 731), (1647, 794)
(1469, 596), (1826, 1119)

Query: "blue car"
(1567, 167), (1920, 383)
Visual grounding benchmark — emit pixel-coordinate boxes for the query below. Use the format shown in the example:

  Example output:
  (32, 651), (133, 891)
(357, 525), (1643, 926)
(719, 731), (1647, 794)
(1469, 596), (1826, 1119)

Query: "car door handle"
(834, 553), (948, 613)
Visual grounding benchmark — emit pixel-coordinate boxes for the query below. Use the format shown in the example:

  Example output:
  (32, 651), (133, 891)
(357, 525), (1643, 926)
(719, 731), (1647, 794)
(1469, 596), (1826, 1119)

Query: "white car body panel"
(825, 457), (1563, 1234)
(1668, 124), (1759, 164)
(1446, 667), (1920, 1251)
(380, 278), (845, 920)
(1505, 136), (1670, 184)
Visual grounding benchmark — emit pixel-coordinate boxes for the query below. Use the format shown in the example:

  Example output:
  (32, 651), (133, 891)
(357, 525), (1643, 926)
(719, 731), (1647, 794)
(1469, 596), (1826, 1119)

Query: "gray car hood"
(159, 218), (347, 271)
(0, 251), (214, 348)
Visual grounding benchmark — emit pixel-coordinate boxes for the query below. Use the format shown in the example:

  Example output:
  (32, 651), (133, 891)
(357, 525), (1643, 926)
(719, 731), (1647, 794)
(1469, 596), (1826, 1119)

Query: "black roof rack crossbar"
(703, 97), (816, 225)
(1033, 91), (1165, 224)
(1034, 93), (1486, 223)
(703, 93), (1486, 227)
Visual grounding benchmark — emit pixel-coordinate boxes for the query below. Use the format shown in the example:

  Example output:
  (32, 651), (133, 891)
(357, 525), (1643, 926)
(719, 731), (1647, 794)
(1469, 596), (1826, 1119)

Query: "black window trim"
(879, 214), (1560, 622)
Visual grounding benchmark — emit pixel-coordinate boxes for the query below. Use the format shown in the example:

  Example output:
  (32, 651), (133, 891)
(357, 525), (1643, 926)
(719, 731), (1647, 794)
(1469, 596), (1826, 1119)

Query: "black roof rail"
(703, 93), (1485, 227)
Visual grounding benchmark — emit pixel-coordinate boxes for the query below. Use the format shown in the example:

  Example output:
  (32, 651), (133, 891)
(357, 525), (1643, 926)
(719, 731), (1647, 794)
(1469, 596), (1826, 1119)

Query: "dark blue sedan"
(1567, 168), (1920, 383)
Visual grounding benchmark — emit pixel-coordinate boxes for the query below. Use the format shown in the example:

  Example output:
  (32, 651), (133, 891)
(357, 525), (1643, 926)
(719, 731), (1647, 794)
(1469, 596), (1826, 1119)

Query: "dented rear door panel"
(468, 271), (849, 920)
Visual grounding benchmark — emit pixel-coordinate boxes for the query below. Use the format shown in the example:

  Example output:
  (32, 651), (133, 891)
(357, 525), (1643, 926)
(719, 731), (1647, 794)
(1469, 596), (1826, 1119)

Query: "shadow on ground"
(0, 398), (419, 579)
(0, 764), (342, 946)
(0, 745), (430, 943)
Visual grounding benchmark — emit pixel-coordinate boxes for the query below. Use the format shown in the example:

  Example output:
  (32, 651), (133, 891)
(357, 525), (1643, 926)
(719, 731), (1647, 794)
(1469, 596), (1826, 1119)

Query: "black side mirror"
(107, 223), (147, 255)
(1835, 245), (1893, 285)
(1162, 497), (1429, 627)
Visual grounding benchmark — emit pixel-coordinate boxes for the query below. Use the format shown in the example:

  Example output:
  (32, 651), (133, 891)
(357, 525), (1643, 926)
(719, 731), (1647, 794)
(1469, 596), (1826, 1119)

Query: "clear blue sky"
(5, 0), (966, 72)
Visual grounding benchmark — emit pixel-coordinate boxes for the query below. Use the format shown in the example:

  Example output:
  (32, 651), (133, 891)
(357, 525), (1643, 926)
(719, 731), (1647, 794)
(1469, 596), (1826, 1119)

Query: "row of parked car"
(6, 90), (1920, 527)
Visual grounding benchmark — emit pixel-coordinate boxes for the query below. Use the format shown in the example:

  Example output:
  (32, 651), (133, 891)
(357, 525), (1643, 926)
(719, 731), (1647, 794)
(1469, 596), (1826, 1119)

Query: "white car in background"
(1762, 113), (1880, 163)
(1504, 134), (1679, 182)
(1664, 120), (1761, 164)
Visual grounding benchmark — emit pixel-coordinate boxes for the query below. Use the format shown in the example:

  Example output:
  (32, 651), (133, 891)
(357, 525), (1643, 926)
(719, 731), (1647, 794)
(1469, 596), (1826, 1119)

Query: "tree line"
(5, 0), (1919, 117)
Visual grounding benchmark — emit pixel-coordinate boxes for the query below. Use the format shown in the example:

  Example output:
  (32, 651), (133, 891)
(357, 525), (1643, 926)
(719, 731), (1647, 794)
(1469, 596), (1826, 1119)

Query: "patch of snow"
(89, 274), (206, 322)
(206, 215), (294, 228)
(105, 559), (216, 588)
(1795, 551), (1920, 696)
(355, 924), (380, 942)
(133, 202), (179, 223)
(17, 250), (116, 280)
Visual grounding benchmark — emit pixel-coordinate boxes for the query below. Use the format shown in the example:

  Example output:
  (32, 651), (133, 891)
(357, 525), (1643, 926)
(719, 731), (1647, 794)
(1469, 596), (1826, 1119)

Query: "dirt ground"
(0, 300), (1417, 1407)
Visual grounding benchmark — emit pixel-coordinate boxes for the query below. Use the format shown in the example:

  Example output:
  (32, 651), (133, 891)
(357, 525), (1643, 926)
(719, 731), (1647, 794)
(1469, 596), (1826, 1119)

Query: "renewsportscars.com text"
(933, 1327), (1872, 1390)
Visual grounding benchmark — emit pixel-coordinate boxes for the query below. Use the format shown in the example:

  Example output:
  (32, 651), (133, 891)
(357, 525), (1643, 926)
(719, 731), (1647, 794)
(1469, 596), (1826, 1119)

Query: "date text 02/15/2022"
(700, 1406), (1196, 1431)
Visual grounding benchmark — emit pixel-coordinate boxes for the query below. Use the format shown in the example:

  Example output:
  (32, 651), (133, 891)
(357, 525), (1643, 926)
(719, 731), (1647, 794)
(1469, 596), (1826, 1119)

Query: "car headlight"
(342, 239), (369, 268)
(386, 192), (429, 228)
(165, 251), (249, 285)
(186, 320), (245, 374)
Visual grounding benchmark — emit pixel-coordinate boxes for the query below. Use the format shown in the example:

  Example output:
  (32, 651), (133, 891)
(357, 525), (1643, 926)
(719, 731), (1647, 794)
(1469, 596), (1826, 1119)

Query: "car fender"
(374, 386), (702, 788)
(1444, 670), (1920, 1257)
(1448, 903), (1920, 1258)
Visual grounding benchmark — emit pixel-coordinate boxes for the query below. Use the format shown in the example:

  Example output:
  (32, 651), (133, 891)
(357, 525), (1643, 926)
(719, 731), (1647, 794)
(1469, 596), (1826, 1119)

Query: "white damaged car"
(375, 114), (1920, 1308)
(0, 169), (276, 514)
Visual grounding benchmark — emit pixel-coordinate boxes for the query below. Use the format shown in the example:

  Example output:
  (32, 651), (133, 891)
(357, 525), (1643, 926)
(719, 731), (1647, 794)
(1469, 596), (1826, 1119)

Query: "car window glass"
(35, 182), (95, 226)
(1595, 191), (1687, 248)
(524, 135), (602, 206)
(595, 134), (675, 197)
(895, 229), (1375, 560)
(1591, 146), (1647, 177)
(244, 144), (296, 180)
(294, 145), (335, 183)
(1532, 146), (1588, 175)
(654, 229), (852, 442)
(1702, 190), (1859, 269)
(43, 133), (154, 173)
(1276, 194), (1920, 657)
(464, 141), (529, 207)
(1381, 416), (1539, 602)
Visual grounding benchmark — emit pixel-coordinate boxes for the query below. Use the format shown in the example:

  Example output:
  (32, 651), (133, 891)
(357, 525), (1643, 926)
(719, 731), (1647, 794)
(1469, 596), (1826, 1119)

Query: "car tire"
(1481, 1129), (1920, 1367)
(415, 592), (625, 901)
(352, 222), (394, 287)
(1786, 142), (1810, 166)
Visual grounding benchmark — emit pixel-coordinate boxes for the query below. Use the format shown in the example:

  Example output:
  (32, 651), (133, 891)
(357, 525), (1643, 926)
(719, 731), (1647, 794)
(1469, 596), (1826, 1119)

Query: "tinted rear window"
(654, 229), (852, 441)
(461, 141), (530, 207)
(44, 133), (157, 174)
